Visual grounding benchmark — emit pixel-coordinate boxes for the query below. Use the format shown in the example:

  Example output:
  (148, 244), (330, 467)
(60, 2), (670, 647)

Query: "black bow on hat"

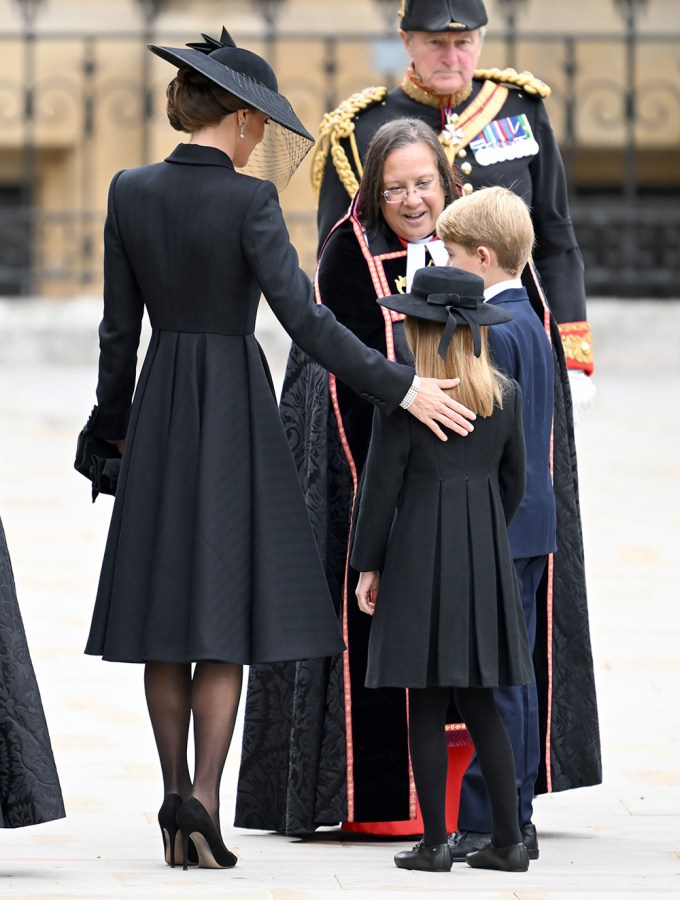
(378, 266), (511, 359)
(185, 27), (237, 54)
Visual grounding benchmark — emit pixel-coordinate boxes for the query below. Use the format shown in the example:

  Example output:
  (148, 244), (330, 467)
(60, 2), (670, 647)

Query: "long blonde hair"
(405, 317), (507, 417)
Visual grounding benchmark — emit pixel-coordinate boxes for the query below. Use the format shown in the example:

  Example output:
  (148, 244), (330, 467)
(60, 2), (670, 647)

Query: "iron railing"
(1, 0), (678, 297)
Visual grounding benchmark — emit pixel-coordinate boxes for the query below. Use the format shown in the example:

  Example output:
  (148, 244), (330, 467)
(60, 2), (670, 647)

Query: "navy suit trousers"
(457, 555), (547, 831)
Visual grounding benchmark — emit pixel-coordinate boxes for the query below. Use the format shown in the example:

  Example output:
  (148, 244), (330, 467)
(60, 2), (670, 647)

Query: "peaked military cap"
(400, 0), (488, 32)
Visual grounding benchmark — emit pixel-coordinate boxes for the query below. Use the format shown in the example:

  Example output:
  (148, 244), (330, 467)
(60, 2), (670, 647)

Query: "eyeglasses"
(381, 180), (439, 204)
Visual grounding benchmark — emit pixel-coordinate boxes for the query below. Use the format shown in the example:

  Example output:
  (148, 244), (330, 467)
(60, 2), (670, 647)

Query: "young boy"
(437, 186), (556, 861)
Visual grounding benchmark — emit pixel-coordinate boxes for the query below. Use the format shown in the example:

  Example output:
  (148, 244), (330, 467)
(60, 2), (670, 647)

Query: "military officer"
(312, 0), (595, 388)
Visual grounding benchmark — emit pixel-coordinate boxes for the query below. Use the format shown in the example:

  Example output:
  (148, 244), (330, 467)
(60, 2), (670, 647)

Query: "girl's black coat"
(85, 144), (413, 665)
(351, 385), (533, 690)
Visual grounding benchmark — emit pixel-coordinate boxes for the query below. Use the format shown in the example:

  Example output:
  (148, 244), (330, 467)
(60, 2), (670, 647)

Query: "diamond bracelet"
(399, 375), (421, 410)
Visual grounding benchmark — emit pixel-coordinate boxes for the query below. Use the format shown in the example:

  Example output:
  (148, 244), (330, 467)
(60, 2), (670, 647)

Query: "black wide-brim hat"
(149, 28), (314, 191)
(378, 266), (511, 358)
(400, 0), (488, 32)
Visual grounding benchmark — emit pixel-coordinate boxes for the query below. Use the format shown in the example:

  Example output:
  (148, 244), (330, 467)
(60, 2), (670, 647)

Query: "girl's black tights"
(408, 685), (522, 848)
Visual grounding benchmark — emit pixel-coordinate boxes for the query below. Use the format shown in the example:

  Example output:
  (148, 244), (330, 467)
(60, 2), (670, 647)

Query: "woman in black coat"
(79, 28), (475, 871)
(352, 266), (532, 873)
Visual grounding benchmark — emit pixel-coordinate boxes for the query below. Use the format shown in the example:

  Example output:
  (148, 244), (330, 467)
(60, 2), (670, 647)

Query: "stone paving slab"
(0, 349), (679, 897)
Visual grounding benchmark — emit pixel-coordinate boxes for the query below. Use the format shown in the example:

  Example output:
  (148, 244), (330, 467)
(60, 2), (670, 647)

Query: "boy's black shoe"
(448, 830), (492, 862)
(449, 823), (539, 862)
(466, 841), (529, 872)
(521, 822), (539, 860)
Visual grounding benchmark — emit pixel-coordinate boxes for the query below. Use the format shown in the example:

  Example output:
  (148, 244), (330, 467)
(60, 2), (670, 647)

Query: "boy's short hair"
(436, 186), (535, 277)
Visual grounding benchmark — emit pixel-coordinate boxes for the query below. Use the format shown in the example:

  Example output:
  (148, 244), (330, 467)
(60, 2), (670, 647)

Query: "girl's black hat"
(378, 266), (511, 358)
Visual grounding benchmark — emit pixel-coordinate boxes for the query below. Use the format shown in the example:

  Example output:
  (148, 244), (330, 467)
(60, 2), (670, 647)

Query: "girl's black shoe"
(177, 797), (238, 870)
(394, 840), (453, 871)
(466, 841), (530, 871)
(158, 793), (197, 867)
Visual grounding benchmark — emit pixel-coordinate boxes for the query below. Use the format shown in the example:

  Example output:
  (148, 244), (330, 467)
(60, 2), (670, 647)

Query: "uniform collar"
(165, 143), (235, 169)
(401, 64), (474, 110)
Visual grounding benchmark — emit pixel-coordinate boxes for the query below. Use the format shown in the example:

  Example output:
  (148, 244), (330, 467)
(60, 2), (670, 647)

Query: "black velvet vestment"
(0, 517), (65, 828)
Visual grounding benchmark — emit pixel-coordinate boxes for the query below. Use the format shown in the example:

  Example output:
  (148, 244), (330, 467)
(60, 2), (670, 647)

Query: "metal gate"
(1, 0), (678, 297)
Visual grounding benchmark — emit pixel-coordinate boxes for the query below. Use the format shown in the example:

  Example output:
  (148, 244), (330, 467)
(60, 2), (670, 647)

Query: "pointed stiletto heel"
(158, 794), (183, 867)
(181, 828), (191, 872)
(177, 797), (237, 870)
(158, 793), (197, 868)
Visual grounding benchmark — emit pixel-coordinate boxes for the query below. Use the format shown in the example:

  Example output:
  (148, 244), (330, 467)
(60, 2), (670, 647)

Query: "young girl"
(352, 265), (533, 873)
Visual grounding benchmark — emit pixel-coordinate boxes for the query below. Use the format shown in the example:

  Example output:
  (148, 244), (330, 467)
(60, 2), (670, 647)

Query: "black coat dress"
(84, 143), (413, 665)
(1, 516), (64, 827)
(351, 386), (532, 690)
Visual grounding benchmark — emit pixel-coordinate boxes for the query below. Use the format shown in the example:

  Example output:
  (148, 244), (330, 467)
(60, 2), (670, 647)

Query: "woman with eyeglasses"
(237, 117), (476, 838)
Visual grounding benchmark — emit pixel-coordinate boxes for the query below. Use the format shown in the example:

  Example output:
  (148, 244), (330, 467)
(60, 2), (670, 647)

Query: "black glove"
(74, 405), (121, 502)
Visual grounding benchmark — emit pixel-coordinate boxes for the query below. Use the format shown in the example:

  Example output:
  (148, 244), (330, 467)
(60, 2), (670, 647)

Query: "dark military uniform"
(313, 69), (594, 373)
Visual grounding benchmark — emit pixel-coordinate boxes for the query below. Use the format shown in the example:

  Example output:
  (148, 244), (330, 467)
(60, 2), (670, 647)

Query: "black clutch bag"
(74, 405), (122, 502)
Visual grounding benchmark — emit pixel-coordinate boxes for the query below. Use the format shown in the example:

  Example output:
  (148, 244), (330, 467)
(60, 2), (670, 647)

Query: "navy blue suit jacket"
(487, 286), (557, 559)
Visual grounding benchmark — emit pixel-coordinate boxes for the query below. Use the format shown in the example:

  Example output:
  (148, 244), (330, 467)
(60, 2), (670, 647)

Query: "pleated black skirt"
(86, 329), (345, 664)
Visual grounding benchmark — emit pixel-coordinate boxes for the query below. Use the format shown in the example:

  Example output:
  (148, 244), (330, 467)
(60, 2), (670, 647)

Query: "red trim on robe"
(527, 257), (555, 793)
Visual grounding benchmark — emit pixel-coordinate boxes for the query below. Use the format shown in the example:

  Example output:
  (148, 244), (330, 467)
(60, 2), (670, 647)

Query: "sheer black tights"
(144, 662), (192, 800)
(144, 661), (243, 829)
(408, 686), (521, 848)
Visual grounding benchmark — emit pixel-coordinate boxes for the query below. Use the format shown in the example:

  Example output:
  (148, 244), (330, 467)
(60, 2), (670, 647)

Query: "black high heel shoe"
(158, 794), (198, 868)
(177, 797), (237, 870)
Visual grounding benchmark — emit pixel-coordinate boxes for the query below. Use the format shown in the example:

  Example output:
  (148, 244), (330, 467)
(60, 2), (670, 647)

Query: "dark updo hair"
(358, 118), (460, 235)
(166, 66), (254, 133)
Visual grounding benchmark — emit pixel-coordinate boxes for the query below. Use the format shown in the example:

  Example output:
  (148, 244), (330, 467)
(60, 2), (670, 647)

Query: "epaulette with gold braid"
(311, 85), (388, 199)
(474, 67), (551, 98)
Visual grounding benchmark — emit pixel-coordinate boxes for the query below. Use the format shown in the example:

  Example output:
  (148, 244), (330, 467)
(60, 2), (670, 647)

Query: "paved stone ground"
(0, 310), (679, 898)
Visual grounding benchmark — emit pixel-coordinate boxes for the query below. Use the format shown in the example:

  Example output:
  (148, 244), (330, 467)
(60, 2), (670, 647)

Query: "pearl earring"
(239, 121), (246, 139)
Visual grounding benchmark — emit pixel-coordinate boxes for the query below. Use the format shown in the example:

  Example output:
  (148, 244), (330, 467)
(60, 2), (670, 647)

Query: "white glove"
(567, 369), (596, 426)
